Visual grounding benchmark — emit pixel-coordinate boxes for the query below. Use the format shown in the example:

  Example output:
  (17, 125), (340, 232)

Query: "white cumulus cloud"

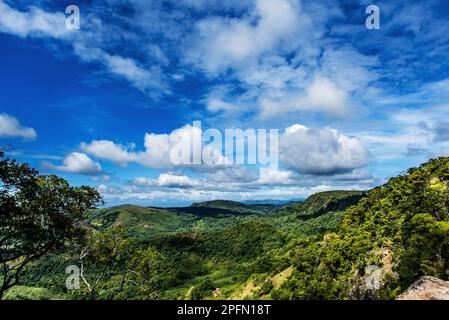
(80, 124), (229, 170)
(80, 140), (136, 165)
(259, 76), (350, 119)
(280, 124), (372, 174)
(0, 113), (37, 140)
(133, 173), (202, 188)
(46, 152), (102, 175)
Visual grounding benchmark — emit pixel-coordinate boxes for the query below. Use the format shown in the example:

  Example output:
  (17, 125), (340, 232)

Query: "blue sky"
(1, 0), (449, 206)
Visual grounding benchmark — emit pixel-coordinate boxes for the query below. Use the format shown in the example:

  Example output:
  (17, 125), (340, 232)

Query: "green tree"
(126, 246), (161, 298)
(0, 151), (102, 299)
(76, 226), (131, 299)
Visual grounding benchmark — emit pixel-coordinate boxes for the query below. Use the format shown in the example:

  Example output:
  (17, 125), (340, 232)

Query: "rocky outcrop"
(349, 248), (397, 300)
(397, 276), (449, 300)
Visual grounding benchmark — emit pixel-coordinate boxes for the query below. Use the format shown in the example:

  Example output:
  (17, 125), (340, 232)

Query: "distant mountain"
(191, 199), (244, 207)
(86, 204), (198, 237)
(243, 199), (303, 206)
(279, 190), (367, 219)
(188, 199), (278, 214)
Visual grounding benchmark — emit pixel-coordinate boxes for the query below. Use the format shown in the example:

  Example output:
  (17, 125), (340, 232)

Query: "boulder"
(397, 276), (449, 300)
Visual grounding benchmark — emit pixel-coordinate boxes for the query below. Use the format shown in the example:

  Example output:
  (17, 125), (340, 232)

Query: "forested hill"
(178, 199), (279, 215)
(274, 157), (449, 299)
(5, 157), (449, 300)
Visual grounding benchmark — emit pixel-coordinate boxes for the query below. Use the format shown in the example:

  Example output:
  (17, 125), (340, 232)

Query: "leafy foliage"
(0, 151), (102, 298)
(275, 157), (449, 299)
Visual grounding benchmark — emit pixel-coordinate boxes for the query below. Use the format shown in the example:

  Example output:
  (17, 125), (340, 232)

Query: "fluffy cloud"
(318, 47), (379, 93)
(80, 122), (372, 177)
(136, 132), (172, 168)
(133, 173), (202, 188)
(257, 168), (294, 185)
(81, 124), (230, 170)
(184, 0), (310, 74)
(300, 76), (349, 116)
(280, 124), (372, 174)
(80, 140), (136, 165)
(259, 76), (350, 119)
(132, 125), (204, 169)
(0, 1), (68, 38)
(80, 133), (172, 169)
(0, 113), (37, 140)
(46, 152), (102, 175)
(181, 0), (368, 120)
(206, 166), (259, 183)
